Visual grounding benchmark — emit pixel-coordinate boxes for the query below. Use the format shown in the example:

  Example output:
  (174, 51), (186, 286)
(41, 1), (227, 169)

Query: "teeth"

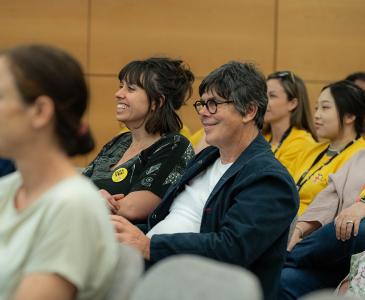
(117, 103), (127, 110)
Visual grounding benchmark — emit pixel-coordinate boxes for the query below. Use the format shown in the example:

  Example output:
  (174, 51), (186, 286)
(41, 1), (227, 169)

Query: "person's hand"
(99, 189), (124, 214)
(110, 215), (150, 260)
(334, 202), (365, 241)
(287, 227), (302, 251)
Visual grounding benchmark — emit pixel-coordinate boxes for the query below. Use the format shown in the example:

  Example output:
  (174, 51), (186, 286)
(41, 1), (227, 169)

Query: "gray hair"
(199, 61), (268, 129)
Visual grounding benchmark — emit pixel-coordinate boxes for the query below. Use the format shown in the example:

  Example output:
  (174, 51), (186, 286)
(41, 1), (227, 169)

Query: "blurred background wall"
(1, 0), (365, 165)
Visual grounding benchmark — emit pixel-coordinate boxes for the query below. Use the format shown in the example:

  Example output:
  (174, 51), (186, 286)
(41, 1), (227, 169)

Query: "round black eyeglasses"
(193, 99), (234, 114)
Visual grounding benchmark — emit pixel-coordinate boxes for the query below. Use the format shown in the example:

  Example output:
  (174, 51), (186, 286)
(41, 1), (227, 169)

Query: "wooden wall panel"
(89, 0), (275, 77)
(0, 0), (89, 68)
(306, 82), (328, 111)
(87, 76), (122, 160)
(2, 0), (365, 166)
(179, 79), (203, 134)
(277, 0), (365, 81)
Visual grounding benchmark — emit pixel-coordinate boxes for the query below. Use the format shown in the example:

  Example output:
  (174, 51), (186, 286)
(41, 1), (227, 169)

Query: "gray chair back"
(130, 255), (262, 300)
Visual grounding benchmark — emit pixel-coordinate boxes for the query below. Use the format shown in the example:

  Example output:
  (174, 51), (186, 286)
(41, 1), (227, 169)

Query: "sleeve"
(298, 177), (339, 225)
(82, 134), (121, 178)
(149, 171), (298, 266)
(129, 135), (194, 198)
(24, 193), (117, 291)
(82, 146), (108, 178)
(299, 152), (362, 225)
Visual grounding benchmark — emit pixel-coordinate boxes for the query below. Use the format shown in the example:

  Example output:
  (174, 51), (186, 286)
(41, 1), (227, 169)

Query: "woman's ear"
(29, 96), (55, 129)
(343, 113), (356, 125)
(151, 95), (165, 111)
(288, 97), (299, 112)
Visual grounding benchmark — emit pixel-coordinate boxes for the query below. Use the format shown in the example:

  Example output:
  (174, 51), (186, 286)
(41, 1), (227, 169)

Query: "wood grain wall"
(1, 0), (364, 165)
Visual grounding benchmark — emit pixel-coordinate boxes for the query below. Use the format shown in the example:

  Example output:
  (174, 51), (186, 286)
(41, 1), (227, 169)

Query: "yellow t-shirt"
(264, 127), (317, 176)
(292, 137), (365, 215)
(190, 128), (205, 147)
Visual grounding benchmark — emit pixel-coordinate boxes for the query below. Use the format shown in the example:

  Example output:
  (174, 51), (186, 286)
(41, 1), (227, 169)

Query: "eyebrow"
(319, 100), (332, 104)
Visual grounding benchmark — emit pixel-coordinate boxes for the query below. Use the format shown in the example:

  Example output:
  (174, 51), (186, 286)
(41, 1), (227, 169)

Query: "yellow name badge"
(112, 167), (128, 182)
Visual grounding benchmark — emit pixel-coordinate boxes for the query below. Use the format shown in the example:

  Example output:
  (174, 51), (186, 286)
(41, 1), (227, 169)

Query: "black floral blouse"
(83, 132), (194, 198)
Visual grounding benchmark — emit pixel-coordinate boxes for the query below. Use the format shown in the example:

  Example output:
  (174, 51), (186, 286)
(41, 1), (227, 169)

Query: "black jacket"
(145, 134), (299, 300)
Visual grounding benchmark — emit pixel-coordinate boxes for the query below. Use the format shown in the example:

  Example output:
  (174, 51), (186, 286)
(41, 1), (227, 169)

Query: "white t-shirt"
(147, 158), (232, 237)
(0, 173), (118, 300)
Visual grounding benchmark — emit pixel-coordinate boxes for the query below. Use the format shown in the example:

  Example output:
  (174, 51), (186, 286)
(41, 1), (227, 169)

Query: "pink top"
(299, 150), (365, 225)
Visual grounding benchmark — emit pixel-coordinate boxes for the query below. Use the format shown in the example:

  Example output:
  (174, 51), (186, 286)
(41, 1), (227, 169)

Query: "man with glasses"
(112, 61), (298, 300)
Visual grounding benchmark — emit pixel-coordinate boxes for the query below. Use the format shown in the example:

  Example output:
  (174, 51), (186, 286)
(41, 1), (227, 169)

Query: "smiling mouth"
(117, 103), (128, 110)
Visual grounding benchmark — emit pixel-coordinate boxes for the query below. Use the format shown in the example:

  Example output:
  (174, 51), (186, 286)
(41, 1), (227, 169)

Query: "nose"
(115, 86), (126, 99)
(198, 101), (214, 115)
(314, 108), (320, 120)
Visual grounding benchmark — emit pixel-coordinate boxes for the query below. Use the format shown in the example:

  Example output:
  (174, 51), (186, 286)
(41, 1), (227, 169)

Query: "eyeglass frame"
(193, 98), (234, 114)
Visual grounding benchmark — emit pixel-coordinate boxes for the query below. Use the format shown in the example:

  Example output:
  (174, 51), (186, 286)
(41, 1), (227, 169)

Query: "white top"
(0, 173), (118, 300)
(147, 158), (232, 237)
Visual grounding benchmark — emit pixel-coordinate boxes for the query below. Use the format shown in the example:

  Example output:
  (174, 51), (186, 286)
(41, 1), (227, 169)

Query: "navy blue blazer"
(146, 134), (299, 300)
(0, 159), (15, 177)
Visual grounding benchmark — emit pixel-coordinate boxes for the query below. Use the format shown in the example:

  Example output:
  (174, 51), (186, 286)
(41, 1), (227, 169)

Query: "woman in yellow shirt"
(264, 71), (317, 176)
(292, 80), (365, 216)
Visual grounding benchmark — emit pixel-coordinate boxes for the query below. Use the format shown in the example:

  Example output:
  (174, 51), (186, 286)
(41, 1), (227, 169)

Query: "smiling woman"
(83, 57), (195, 224)
(291, 80), (365, 216)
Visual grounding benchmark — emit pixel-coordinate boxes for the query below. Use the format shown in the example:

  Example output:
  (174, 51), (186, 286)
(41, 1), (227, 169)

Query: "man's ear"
(242, 104), (258, 124)
(29, 96), (55, 129)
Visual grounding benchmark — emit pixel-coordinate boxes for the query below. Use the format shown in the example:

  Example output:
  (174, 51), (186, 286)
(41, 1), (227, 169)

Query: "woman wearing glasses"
(292, 80), (365, 216)
(263, 71), (317, 176)
(83, 57), (194, 224)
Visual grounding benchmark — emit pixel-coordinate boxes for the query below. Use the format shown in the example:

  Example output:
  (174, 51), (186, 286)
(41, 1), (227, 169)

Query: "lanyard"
(296, 135), (360, 192)
(270, 126), (293, 154)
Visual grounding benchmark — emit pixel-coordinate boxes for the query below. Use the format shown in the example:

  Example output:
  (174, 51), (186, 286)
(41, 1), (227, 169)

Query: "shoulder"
(290, 128), (316, 143)
(331, 150), (365, 181)
(106, 132), (132, 148)
(348, 149), (365, 164)
(300, 141), (328, 157)
(47, 175), (107, 214)
(160, 132), (191, 145)
(149, 132), (192, 153)
(244, 149), (289, 178)
(230, 138), (290, 180)
(353, 137), (365, 148)
(0, 172), (21, 196)
(0, 171), (20, 186)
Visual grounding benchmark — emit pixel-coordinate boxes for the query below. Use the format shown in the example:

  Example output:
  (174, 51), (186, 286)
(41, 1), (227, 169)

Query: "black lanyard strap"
(296, 135), (360, 192)
(270, 126), (293, 154)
